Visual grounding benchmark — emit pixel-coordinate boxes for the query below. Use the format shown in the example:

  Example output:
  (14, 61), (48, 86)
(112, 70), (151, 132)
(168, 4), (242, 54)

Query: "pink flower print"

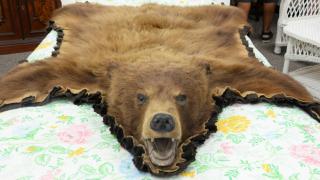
(40, 171), (53, 180)
(290, 144), (320, 166)
(220, 142), (233, 155)
(8, 117), (22, 125)
(303, 126), (315, 135)
(40, 169), (61, 180)
(58, 124), (92, 144)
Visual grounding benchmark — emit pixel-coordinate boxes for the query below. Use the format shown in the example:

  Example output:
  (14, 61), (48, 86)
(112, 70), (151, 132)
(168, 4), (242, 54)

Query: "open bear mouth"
(144, 138), (179, 167)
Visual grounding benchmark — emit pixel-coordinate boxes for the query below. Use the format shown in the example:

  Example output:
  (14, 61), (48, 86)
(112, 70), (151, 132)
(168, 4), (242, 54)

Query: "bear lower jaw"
(144, 138), (178, 167)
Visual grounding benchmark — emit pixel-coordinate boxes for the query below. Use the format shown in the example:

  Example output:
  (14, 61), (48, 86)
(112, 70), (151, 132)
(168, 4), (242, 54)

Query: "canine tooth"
(151, 138), (154, 142)
(171, 138), (174, 142)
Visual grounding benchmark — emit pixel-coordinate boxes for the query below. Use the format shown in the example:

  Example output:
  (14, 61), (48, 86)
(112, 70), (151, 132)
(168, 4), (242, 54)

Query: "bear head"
(106, 57), (215, 173)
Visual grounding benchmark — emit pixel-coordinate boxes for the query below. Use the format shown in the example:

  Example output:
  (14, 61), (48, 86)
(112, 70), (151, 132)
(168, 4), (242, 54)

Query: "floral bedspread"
(1, 1), (318, 179)
(1, 101), (319, 179)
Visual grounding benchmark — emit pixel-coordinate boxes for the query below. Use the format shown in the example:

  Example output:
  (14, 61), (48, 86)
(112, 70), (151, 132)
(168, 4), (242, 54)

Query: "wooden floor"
(0, 52), (31, 76)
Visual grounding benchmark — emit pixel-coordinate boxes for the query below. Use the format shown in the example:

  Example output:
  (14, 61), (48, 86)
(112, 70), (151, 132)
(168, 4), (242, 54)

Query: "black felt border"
(239, 26), (255, 58)
(0, 87), (102, 113)
(47, 20), (64, 57)
(238, 26), (272, 67)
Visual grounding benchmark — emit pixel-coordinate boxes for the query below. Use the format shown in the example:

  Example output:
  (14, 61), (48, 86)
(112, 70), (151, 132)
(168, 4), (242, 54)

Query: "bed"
(1, 1), (320, 179)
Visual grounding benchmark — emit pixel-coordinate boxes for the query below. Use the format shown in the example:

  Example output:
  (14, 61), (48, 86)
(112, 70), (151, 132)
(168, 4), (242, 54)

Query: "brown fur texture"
(0, 3), (319, 175)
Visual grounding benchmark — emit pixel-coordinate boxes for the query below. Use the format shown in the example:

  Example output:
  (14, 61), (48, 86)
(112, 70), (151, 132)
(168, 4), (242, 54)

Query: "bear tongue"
(154, 138), (173, 153)
(153, 138), (174, 158)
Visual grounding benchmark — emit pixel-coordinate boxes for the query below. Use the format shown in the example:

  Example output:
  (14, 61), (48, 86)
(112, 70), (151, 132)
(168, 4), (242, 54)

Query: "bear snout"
(150, 113), (175, 132)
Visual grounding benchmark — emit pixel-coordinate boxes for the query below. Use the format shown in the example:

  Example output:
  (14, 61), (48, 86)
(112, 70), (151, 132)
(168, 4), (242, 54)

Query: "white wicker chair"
(282, 14), (320, 100)
(282, 16), (320, 73)
(273, 0), (320, 54)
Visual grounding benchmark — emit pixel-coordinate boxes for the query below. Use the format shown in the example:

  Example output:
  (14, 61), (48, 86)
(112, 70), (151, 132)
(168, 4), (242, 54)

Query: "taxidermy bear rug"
(0, 3), (320, 176)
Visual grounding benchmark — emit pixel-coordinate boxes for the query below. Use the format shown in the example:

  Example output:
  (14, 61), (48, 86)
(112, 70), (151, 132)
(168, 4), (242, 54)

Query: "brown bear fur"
(0, 3), (319, 175)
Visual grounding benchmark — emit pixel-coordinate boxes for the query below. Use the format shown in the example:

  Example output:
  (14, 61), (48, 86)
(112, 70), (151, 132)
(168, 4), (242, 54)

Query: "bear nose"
(150, 113), (175, 132)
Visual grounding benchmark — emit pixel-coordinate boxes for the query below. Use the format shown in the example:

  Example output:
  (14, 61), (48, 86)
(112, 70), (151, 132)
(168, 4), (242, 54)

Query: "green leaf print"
(35, 154), (51, 166)
(255, 110), (269, 119)
(98, 162), (114, 176)
(197, 153), (214, 163)
(299, 161), (306, 167)
(21, 116), (35, 121)
(112, 143), (121, 152)
(0, 146), (16, 156)
(48, 145), (68, 154)
(96, 134), (120, 152)
(57, 115), (74, 124)
(49, 157), (64, 169)
(91, 154), (102, 162)
(0, 127), (40, 142)
(226, 134), (245, 144)
(0, 121), (11, 130)
(240, 160), (252, 171)
(262, 164), (284, 180)
(191, 160), (210, 174)
(313, 168), (320, 175)
(95, 142), (109, 149)
(309, 168), (320, 180)
(224, 169), (239, 180)
(101, 134), (116, 142)
(79, 164), (97, 175)
(25, 128), (41, 140)
(26, 146), (45, 153)
(190, 153), (231, 174)
(56, 173), (67, 180)
(265, 103), (276, 108)
(16, 176), (33, 180)
(288, 173), (299, 180)
(249, 134), (265, 146)
(141, 177), (152, 180)
(284, 121), (295, 128)
(80, 117), (89, 122)
(79, 104), (94, 111)
(296, 125), (316, 143)
(0, 165), (6, 172)
(215, 154), (229, 164)
(196, 165), (210, 174)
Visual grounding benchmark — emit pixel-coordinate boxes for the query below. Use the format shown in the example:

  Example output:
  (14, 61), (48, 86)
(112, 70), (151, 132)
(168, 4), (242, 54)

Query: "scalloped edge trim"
(47, 20), (64, 57)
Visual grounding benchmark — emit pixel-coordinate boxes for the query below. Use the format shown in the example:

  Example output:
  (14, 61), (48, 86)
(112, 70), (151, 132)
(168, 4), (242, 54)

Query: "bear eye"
(137, 93), (148, 104)
(176, 94), (187, 105)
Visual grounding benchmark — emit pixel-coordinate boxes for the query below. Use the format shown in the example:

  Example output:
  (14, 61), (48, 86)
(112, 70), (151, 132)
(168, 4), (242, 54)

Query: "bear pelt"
(0, 3), (319, 176)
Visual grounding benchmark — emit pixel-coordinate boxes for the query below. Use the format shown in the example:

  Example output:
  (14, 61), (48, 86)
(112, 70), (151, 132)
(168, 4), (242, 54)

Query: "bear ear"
(197, 61), (212, 75)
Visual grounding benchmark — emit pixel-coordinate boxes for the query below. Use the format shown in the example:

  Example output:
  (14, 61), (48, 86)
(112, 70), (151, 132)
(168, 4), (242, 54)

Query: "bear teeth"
(149, 138), (175, 143)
